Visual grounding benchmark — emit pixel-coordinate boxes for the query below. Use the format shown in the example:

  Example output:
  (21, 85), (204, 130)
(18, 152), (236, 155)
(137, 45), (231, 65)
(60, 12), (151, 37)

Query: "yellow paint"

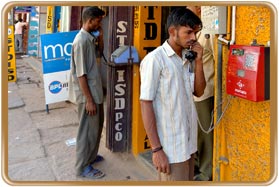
(8, 26), (16, 82)
(214, 6), (271, 182)
(213, 6), (232, 182)
(46, 6), (54, 33)
(132, 6), (161, 155)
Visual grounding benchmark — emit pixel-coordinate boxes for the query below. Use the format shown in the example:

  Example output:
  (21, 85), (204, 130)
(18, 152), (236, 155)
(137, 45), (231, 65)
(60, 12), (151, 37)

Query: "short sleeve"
(73, 41), (87, 78)
(140, 53), (161, 101)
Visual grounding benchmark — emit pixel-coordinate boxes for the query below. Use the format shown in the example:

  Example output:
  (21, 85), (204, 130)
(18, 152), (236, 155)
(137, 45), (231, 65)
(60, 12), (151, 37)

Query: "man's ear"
(168, 26), (175, 36)
(89, 18), (94, 24)
(88, 18), (95, 24)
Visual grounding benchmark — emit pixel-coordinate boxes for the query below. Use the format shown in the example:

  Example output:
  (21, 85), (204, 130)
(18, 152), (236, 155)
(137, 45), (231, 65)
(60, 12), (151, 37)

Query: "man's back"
(15, 21), (27, 34)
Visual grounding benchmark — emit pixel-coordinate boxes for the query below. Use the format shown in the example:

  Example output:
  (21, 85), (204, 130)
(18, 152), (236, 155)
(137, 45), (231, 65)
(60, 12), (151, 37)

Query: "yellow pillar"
(132, 6), (161, 155)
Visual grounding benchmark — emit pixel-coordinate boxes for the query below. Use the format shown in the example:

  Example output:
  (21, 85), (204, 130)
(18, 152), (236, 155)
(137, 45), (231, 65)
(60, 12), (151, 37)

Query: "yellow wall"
(214, 6), (271, 182)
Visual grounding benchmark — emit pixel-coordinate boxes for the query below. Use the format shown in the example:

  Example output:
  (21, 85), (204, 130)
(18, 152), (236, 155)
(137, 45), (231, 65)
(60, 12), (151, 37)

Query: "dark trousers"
(195, 96), (214, 179)
(75, 103), (104, 175)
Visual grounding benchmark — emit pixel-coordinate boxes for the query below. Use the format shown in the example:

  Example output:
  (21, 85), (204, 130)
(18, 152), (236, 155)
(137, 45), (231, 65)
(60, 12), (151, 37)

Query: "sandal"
(81, 165), (105, 179)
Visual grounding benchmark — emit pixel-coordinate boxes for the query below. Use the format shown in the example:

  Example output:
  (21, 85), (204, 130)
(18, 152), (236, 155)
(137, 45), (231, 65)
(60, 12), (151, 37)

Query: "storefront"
(8, 5), (273, 182)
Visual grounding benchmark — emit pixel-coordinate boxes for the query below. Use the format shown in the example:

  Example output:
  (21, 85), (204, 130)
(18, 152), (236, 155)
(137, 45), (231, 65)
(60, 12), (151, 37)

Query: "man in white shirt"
(14, 18), (28, 52)
(140, 8), (206, 181)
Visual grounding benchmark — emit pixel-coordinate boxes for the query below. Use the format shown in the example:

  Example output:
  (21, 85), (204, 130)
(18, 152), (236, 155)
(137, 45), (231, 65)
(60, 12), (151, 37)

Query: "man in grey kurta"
(68, 6), (105, 179)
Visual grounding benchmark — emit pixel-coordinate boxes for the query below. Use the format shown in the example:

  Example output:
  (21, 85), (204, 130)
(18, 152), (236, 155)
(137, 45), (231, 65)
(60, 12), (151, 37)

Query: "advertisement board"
(40, 30), (78, 105)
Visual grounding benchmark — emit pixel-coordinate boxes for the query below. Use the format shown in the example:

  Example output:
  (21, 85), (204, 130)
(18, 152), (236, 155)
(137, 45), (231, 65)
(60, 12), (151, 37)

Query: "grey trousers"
(15, 34), (23, 52)
(195, 96), (214, 179)
(75, 103), (104, 175)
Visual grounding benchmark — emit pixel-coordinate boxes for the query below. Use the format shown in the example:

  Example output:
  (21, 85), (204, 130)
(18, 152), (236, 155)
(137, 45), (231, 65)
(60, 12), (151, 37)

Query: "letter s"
(117, 21), (127, 33)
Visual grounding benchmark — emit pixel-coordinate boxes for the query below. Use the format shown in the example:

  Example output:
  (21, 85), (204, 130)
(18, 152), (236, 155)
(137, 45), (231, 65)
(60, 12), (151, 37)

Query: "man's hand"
(152, 150), (170, 174)
(98, 27), (103, 38)
(86, 100), (97, 116)
(191, 41), (203, 64)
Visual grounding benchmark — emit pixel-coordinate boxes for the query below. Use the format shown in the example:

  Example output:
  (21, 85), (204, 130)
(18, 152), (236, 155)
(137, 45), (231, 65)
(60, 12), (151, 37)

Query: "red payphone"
(226, 45), (270, 102)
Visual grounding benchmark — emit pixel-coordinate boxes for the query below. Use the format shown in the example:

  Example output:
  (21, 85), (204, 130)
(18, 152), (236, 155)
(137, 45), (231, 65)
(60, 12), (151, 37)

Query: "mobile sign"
(40, 30), (78, 106)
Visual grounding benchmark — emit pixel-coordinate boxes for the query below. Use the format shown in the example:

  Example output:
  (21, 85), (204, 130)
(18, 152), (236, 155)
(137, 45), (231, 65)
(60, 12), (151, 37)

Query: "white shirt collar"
(162, 40), (188, 63)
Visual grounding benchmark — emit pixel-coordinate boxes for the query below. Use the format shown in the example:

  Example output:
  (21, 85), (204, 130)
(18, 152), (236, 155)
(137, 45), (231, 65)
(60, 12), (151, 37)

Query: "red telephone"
(226, 45), (270, 102)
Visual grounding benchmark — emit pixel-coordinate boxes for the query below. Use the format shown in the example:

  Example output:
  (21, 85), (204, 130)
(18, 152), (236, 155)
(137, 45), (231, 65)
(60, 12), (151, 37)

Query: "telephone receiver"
(92, 30), (100, 37)
(185, 49), (197, 62)
(185, 40), (198, 62)
(185, 49), (197, 73)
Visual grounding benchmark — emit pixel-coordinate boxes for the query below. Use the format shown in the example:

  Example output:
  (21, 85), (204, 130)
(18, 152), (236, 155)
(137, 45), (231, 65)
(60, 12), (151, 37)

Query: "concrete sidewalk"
(6, 55), (156, 184)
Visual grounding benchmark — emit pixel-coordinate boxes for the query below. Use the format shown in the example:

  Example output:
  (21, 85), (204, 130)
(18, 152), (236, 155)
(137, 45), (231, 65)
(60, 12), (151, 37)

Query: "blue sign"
(54, 6), (61, 33)
(27, 6), (39, 56)
(14, 6), (32, 13)
(40, 30), (78, 74)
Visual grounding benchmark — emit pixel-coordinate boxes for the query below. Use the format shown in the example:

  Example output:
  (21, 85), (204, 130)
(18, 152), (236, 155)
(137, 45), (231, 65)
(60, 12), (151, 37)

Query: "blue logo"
(49, 81), (62, 94)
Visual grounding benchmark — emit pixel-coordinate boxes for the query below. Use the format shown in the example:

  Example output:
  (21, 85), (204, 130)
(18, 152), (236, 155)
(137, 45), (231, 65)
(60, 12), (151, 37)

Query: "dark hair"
(82, 6), (105, 23)
(166, 8), (202, 30)
(18, 18), (23, 22)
